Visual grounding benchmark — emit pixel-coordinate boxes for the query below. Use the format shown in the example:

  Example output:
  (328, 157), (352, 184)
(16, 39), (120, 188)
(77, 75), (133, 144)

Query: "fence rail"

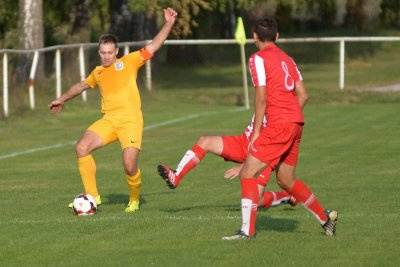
(1, 36), (400, 117)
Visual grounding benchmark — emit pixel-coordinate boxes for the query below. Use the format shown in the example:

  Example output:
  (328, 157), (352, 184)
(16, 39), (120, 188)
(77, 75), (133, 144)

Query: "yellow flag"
(234, 17), (246, 45)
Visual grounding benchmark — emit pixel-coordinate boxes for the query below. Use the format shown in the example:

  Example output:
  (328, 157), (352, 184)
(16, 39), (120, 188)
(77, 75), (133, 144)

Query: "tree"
(68, 0), (93, 43)
(18, 0), (44, 50)
(17, 0), (44, 82)
(0, 0), (19, 48)
(109, 0), (156, 42)
(127, 0), (211, 38)
(380, 0), (400, 29)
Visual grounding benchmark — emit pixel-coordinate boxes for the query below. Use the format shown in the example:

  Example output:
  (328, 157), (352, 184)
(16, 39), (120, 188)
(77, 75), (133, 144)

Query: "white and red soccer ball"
(72, 194), (97, 216)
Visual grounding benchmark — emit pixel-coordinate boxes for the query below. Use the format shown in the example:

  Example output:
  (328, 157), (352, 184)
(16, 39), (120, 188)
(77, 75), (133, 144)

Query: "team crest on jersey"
(114, 62), (124, 71)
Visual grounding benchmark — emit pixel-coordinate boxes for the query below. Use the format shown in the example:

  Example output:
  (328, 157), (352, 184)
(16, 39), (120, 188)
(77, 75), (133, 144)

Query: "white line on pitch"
(0, 215), (242, 225)
(0, 108), (246, 161)
(1, 212), (397, 225)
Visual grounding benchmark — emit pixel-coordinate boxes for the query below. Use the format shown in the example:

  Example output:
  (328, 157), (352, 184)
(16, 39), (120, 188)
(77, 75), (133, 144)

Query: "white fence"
(1, 36), (400, 118)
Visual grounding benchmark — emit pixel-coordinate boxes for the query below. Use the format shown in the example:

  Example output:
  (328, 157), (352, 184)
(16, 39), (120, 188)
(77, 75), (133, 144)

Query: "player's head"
(98, 34), (119, 67)
(253, 18), (278, 47)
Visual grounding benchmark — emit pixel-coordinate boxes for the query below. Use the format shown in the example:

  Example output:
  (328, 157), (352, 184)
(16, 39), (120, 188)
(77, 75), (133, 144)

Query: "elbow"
(304, 94), (309, 104)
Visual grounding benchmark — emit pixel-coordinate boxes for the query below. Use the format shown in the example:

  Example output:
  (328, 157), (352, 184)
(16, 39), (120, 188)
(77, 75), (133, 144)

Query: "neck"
(258, 41), (274, 50)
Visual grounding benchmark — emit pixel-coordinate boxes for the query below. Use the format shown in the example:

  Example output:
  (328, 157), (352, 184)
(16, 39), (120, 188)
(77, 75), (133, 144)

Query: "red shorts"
(221, 134), (272, 186)
(221, 134), (248, 163)
(249, 123), (303, 170)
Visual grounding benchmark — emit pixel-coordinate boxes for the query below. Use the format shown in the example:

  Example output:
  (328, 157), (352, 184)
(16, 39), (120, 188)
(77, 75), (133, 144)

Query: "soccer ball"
(72, 193), (97, 216)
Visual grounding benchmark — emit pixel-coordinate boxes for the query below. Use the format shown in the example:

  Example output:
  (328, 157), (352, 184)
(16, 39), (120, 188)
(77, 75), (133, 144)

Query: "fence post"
(3, 53), (8, 117)
(28, 50), (40, 110)
(55, 49), (62, 98)
(79, 45), (87, 102)
(239, 43), (250, 109)
(339, 39), (345, 90)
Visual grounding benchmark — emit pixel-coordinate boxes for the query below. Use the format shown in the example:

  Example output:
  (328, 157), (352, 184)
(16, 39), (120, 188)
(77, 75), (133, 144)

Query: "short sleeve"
(85, 70), (97, 88)
(139, 47), (154, 61)
(123, 51), (146, 68)
(249, 54), (266, 87)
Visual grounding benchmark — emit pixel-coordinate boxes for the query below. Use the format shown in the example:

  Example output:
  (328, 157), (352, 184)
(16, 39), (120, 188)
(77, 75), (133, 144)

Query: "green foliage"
(0, 0), (18, 48)
(1, 0), (400, 48)
(127, 0), (212, 37)
(380, 0), (400, 29)
(43, 0), (72, 45)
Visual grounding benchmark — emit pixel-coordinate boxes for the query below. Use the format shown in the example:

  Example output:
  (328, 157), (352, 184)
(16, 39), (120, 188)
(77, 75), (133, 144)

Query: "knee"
(276, 179), (287, 190)
(124, 163), (138, 176)
(75, 141), (89, 157)
(196, 136), (210, 150)
(239, 168), (251, 179)
(276, 176), (292, 191)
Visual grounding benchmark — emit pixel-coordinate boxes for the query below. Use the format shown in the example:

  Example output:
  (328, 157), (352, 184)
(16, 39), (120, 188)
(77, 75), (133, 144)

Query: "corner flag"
(234, 17), (246, 45)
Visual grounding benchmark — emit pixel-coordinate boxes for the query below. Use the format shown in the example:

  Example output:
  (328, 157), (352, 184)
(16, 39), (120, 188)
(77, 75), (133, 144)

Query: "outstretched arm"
(145, 8), (177, 54)
(48, 81), (90, 113)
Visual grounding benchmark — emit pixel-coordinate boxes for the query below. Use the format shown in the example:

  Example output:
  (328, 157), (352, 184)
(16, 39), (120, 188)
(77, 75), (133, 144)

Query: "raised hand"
(164, 7), (177, 24)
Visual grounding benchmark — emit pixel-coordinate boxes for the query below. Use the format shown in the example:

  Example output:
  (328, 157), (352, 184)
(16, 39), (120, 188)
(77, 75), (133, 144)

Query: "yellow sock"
(126, 169), (141, 203)
(78, 154), (99, 198)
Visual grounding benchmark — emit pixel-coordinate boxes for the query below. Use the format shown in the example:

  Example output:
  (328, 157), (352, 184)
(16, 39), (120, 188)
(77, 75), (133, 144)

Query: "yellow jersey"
(85, 49), (151, 122)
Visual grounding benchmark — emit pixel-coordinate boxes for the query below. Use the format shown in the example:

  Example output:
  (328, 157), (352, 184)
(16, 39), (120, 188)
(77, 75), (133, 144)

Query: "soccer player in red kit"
(157, 114), (297, 209)
(223, 18), (338, 240)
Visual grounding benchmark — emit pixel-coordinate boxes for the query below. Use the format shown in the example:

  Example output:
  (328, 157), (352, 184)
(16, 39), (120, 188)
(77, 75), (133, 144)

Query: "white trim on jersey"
(254, 55), (266, 86)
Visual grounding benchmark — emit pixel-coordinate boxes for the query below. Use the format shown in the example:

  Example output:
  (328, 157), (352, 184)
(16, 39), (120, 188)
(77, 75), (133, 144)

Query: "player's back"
(249, 43), (303, 125)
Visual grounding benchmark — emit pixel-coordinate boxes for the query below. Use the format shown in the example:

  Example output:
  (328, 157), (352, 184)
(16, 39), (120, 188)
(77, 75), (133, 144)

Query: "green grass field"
(1, 84), (400, 266)
(1, 39), (400, 266)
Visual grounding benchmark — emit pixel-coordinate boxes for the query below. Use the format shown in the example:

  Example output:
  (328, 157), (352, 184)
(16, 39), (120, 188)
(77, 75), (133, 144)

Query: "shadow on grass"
(105, 193), (147, 206)
(257, 213), (299, 233)
(163, 204), (299, 233)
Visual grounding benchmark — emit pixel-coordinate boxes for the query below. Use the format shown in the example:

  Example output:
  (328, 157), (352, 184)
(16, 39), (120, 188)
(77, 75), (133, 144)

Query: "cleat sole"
(157, 165), (176, 189)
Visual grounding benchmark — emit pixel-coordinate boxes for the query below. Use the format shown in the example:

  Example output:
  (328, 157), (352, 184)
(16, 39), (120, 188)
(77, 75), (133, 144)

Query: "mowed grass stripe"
(0, 108), (245, 161)
(0, 96), (399, 266)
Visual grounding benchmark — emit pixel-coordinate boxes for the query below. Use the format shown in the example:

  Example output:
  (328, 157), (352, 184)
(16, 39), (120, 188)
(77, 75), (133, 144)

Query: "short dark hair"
(254, 18), (278, 42)
(98, 34), (118, 48)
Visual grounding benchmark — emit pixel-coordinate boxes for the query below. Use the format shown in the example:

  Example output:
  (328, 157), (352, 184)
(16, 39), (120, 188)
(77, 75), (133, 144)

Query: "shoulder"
(121, 51), (141, 61)
(91, 65), (104, 74)
(249, 52), (265, 68)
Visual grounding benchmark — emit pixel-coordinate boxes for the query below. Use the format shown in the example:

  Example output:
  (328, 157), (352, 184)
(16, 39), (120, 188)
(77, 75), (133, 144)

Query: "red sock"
(240, 178), (259, 236)
(262, 191), (291, 208)
(175, 145), (206, 183)
(256, 167), (272, 187)
(262, 192), (274, 208)
(288, 178), (327, 224)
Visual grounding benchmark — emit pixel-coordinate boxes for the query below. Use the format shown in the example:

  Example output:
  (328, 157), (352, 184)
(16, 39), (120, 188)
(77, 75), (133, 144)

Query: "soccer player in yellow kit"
(49, 8), (177, 213)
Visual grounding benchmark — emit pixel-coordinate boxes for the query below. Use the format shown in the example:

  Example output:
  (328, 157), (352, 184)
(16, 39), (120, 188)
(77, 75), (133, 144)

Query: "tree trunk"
(19, 0), (44, 50)
(17, 0), (44, 82)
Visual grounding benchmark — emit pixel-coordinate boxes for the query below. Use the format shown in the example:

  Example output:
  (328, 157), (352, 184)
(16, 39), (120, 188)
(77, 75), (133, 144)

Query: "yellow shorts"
(87, 117), (143, 150)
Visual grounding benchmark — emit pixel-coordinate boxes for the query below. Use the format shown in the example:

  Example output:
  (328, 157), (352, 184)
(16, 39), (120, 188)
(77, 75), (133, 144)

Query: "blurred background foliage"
(0, 0), (399, 50)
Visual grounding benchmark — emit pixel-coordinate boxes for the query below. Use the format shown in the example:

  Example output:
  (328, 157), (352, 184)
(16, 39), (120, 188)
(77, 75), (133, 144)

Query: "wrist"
(165, 20), (175, 27)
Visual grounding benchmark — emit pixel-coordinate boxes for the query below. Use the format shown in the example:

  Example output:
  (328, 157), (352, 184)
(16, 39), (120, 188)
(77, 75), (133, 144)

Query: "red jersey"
(249, 43), (303, 125)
